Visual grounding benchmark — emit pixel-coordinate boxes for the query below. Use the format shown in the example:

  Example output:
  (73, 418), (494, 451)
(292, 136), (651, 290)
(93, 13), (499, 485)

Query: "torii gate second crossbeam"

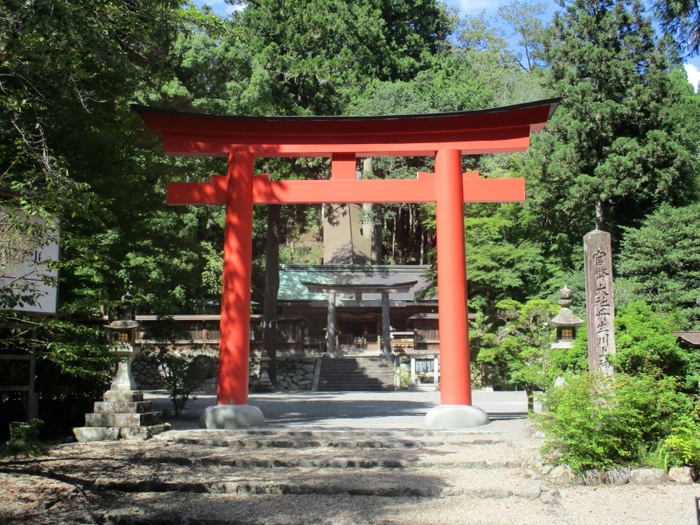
(135, 99), (559, 428)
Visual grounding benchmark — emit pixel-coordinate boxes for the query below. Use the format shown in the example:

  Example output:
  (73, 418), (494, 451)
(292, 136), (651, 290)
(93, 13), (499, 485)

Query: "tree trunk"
(263, 204), (281, 386)
(420, 227), (425, 265)
(595, 198), (605, 230)
(526, 388), (534, 412)
(391, 213), (397, 264)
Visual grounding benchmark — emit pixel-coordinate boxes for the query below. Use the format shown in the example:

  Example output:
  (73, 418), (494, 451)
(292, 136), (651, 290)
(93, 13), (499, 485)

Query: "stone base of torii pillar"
(425, 405), (489, 428)
(199, 404), (265, 429)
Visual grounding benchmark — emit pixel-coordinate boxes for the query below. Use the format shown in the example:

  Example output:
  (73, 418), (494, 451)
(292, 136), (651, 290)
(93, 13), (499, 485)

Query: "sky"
(194, 0), (700, 91)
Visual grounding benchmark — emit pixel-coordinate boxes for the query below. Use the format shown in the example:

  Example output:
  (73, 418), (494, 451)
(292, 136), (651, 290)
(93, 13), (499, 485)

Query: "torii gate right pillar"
(426, 149), (489, 427)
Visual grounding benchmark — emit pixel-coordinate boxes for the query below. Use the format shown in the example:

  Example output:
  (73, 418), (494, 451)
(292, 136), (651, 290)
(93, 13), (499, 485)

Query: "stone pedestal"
(425, 405), (489, 428)
(73, 390), (168, 442)
(200, 404), (265, 429)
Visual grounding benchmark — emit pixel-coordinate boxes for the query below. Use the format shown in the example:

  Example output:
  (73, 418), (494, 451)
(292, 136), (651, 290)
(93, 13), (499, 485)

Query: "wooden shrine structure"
(135, 99), (559, 427)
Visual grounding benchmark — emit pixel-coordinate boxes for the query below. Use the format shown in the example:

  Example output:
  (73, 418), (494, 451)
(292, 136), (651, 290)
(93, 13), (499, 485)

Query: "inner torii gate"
(135, 99), (559, 428)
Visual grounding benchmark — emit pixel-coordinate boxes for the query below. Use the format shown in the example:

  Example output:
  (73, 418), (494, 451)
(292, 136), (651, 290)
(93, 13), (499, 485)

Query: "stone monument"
(583, 230), (616, 375)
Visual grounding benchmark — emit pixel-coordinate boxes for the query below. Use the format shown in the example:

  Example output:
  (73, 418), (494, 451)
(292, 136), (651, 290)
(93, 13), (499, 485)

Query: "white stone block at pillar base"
(200, 404), (265, 429)
(425, 405), (489, 428)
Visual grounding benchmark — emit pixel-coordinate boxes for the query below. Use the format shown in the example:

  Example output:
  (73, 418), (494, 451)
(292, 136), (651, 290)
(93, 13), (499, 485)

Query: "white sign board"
(0, 208), (59, 315)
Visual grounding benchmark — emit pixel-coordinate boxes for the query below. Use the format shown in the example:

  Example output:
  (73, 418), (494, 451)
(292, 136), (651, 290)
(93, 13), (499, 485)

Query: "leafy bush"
(612, 302), (693, 381)
(145, 348), (209, 418)
(648, 416), (700, 470)
(4, 419), (46, 457)
(536, 372), (696, 472)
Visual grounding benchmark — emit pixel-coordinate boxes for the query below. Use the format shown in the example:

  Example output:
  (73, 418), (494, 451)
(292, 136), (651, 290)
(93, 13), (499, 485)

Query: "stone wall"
(133, 352), (318, 392)
(131, 353), (164, 390)
(249, 357), (317, 390)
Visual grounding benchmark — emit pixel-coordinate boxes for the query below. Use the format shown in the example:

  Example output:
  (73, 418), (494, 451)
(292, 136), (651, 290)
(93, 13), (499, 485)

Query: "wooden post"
(326, 290), (337, 357)
(217, 151), (254, 405)
(435, 149), (471, 406)
(381, 292), (392, 357)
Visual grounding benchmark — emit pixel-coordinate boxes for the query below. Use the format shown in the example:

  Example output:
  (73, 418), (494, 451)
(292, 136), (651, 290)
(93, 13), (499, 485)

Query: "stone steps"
(17, 420), (662, 525)
(138, 430), (526, 470)
(317, 357), (395, 391)
(32, 427), (540, 502)
(134, 452), (522, 470)
(156, 431), (510, 448)
(4, 415), (698, 525)
(89, 467), (537, 499)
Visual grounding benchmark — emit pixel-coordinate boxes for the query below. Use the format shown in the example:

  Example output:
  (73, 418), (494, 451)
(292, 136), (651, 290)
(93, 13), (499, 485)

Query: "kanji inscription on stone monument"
(584, 229), (616, 375)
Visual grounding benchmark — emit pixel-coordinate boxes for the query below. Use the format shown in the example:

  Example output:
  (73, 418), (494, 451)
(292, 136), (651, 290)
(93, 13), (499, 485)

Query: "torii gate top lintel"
(132, 98), (560, 158)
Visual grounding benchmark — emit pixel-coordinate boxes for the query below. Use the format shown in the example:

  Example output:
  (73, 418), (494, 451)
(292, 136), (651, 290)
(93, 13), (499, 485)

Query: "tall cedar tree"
(654, 0), (700, 54)
(530, 0), (697, 268)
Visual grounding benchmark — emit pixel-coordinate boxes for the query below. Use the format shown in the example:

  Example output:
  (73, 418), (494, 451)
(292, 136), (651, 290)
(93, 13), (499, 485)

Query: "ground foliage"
(537, 372), (698, 472)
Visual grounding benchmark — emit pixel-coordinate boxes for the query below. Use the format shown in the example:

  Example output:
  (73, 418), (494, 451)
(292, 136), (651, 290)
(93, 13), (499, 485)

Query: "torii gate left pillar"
(134, 99), (559, 429)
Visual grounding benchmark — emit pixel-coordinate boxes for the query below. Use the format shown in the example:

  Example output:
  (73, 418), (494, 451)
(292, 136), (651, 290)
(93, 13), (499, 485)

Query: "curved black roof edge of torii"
(131, 97), (561, 124)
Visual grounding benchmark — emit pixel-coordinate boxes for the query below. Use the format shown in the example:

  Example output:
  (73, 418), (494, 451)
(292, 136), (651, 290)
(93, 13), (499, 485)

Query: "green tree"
(528, 0), (698, 272)
(476, 298), (559, 409)
(498, 1), (548, 70)
(612, 301), (700, 390)
(463, 206), (548, 314)
(618, 204), (700, 329)
(654, 0), (700, 54)
(0, 0), (182, 211)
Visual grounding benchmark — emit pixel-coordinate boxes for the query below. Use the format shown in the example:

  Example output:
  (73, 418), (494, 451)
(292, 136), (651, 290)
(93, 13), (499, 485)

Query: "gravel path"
(1, 390), (698, 524)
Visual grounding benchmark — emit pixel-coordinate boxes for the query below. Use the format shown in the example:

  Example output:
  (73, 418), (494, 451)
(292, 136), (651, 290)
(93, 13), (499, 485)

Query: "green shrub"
(536, 373), (695, 472)
(146, 347), (208, 418)
(612, 302), (691, 381)
(4, 419), (46, 457)
(396, 366), (411, 389)
(649, 415), (700, 470)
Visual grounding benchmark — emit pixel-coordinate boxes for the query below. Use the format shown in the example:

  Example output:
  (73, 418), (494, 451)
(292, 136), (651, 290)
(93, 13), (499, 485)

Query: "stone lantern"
(104, 293), (142, 391)
(549, 286), (584, 349)
(73, 293), (166, 442)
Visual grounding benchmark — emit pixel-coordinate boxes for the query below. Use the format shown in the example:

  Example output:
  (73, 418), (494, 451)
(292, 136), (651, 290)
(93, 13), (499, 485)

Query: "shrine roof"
(278, 265), (434, 303)
(673, 332), (700, 347)
(133, 98), (560, 158)
(301, 280), (418, 294)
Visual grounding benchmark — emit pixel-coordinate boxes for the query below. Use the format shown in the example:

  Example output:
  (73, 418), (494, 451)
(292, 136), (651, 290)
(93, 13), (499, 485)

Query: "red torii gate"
(135, 99), (559, 428)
